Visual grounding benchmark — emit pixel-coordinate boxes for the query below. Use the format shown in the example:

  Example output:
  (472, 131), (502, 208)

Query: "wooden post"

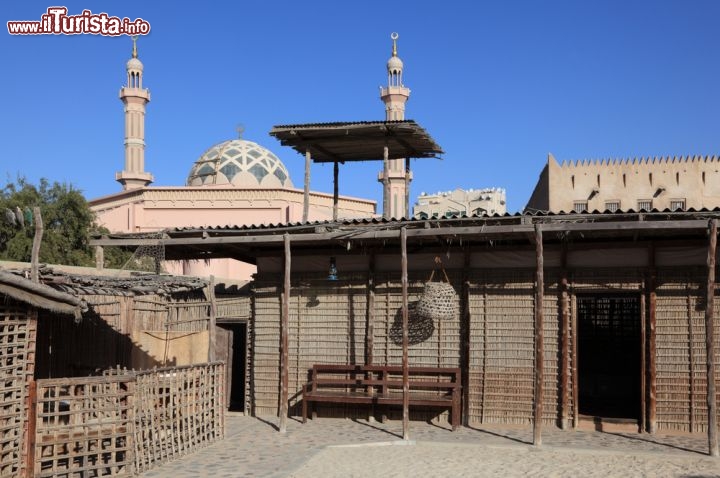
(383, 146), (390, 220)
(706, 219), (718, 457)
(208, 275), (217, 363)
(640, 288), (647, 433)
(279, 233), (290, 433)
(401, 227), (410, 440)
(25, 379), (36, 478)
(333, 161), (339, 222)
(303, 149), (311, 223)
(572, 293), (579, 428)
(533, 224), (544, 446)
(404, 157), (411, 219)
(31, 207), (43, 283)
(559, 243), (570, 430)
(648, 244), (657, 433)
(461, 247), (471, 425)
(366, 253), (375, 365)
(95, 245), (104, 270)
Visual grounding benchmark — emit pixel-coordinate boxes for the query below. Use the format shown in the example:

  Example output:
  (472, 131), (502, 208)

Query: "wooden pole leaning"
(533, 224), (544, 446)
(401, 226), (410, 440)
(279, 233), (291, 433)
(706, 219), (718, 457)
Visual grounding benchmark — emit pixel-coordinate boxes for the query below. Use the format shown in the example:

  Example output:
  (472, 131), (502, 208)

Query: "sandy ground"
(290, 441), (720, 478)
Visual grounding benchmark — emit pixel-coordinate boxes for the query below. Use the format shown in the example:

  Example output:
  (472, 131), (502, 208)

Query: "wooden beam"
(279, 233), (290, 433)
(333, 161), (339, 222)
(90, 219), (715, 248)
(401, 226), (409, 440)
(559, 243), (570, 430)
(25, 379), (36, 478)
(706, 219), (718, 456)
(303, 149), (311, 223)
(648, 244), (657, 433)
(533, 224), (544, 446)
(383, 146), (390, 220)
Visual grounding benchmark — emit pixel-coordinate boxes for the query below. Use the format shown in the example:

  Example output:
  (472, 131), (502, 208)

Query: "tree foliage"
(0, 178), (129, 268)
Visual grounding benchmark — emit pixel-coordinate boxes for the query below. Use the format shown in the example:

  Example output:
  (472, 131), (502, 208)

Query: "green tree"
(0, 178), (130, 268)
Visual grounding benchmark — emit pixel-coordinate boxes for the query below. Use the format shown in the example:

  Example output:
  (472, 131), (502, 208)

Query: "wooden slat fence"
(132, 363), (225, 474)
(33, 362), (225, 477)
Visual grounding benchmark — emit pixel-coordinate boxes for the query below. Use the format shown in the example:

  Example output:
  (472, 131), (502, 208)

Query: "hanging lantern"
(328, 257), (338, 281)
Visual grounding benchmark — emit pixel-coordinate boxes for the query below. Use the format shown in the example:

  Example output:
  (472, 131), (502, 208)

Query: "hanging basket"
(416, 264), (459, 321)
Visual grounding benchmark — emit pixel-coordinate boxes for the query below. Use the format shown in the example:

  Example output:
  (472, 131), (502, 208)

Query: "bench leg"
(302, 399), (307, 424)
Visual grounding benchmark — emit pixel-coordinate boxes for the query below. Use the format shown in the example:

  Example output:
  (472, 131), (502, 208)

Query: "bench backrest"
(309, 364), (460, 393)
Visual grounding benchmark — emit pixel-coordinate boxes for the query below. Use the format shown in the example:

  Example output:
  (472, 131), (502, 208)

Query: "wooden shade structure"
(269, 120), (443, 221)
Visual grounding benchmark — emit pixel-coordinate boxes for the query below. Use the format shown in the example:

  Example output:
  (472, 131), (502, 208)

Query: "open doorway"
(577, 295), (641, 419)
(216, 321), (247, 412)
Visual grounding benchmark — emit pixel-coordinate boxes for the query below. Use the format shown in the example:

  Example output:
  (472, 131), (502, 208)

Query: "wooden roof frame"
(269, 120), (444, 222)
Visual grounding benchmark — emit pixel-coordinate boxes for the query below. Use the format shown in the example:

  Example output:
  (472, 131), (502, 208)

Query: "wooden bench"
(301, 364), (461, 430)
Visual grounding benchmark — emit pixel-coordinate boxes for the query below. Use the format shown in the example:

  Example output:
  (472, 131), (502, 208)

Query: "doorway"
(217, 321), (247, 412)
(577, 295), (641, 419)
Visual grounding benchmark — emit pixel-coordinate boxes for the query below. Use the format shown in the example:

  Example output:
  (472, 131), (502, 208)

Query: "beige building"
(526, 153), (720, 213)
(413, 187), (507, 218)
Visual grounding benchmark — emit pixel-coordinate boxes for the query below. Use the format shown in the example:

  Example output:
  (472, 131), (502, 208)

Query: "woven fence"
(132, 363), (225, 473)
(0, 302), (36, 478)
(34, 375), (134, 478)
(32, 362), (225, 477)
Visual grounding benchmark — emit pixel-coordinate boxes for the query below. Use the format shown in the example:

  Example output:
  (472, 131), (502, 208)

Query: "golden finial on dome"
(131, 35), (138, 58)
(391, 32), (399, 57)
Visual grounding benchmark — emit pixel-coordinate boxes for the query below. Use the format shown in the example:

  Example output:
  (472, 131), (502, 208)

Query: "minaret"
(378, 32), (411, 219)
(116, 36), (153, 190)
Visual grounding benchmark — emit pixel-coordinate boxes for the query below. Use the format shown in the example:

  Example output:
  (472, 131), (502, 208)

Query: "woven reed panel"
(216, 295), (251, 320)
(542, 280), (561, 424)
(467, 270), (536, 425)
(0, 301), (34, 478)
(251, 282), (281, 415)
(653, 269), (710, 433)
(286, 275), (368, 417)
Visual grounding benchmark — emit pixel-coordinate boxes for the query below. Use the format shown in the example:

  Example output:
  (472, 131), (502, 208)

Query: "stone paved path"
(140, 414), (720, 477)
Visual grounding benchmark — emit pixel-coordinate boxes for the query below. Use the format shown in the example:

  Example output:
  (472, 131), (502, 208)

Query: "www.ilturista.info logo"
(7, 7), (150, 36)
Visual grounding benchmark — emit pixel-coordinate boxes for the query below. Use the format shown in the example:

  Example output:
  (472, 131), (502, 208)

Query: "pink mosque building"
(90, 36), (414, 280)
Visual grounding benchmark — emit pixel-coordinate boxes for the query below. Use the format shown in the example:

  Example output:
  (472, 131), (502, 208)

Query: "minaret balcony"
(378, 170), (413, 182)
(380, 86), (410, 98)
(119, 87), (151, 101)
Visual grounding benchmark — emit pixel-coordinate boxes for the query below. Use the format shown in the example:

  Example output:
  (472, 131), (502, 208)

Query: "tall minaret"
(116, 36), (153, 190)
(378, 32), (411, 219)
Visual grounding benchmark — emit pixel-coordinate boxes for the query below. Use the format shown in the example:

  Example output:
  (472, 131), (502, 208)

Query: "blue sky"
(2, 1), (720, 213)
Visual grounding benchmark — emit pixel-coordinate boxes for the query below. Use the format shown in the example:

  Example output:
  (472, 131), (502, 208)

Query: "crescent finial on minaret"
(131, 35), (138, 58)
(391, 32), (399, 57)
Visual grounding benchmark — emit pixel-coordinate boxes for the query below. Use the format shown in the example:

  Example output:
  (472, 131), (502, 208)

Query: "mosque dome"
(186, 139), (293, 188)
